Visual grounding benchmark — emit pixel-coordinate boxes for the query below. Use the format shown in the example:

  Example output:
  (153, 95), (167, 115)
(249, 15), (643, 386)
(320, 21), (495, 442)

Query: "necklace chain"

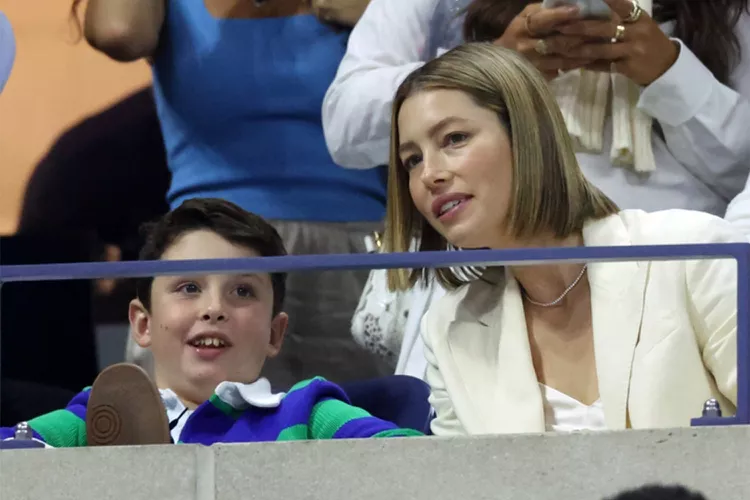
(522, 264), (588, 308)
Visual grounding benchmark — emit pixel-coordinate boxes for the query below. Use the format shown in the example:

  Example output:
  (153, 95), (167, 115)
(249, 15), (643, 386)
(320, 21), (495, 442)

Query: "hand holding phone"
(547, 0), (681, 86)
(492, 1), (597, 80)
(541, 0), (612, 19)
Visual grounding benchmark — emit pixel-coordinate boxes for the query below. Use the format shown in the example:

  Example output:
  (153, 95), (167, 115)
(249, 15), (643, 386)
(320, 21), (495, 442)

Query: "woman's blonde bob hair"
(385, 43), (618, 291)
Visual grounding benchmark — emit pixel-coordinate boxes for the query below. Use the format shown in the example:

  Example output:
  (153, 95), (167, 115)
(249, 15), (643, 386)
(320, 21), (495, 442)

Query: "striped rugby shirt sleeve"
(0, 388), (90, 447)
(281, 377), (423, 439)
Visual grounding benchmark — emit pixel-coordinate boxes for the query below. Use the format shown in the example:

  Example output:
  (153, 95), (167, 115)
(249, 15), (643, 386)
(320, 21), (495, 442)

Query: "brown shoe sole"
(86, 363), (171, 446)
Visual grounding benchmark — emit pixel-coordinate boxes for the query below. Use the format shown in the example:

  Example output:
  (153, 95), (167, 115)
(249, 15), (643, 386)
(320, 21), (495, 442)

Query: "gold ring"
(535, 39), (549, 55)
(611, 24), (625, 43)
(623, 0), (643, 23)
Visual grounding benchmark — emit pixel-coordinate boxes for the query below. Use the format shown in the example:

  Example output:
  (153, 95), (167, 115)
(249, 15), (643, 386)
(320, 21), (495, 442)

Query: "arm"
(637, 38), (750, 202)
(684, 218), (747, 407)
(0, 389), (91, 447)
(421, 315), (466, 436)
(321, 0), (439, 168)
(303, 379), (423, 438)
(82, 0), (165, 62)
(310, 398), (423, 438)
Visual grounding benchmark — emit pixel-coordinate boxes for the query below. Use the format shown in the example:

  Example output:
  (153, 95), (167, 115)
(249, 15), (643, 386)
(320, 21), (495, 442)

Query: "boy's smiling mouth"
(188, 332), (233, 362)
(190, 337), (228, 348)
(188, 332), (233, 351)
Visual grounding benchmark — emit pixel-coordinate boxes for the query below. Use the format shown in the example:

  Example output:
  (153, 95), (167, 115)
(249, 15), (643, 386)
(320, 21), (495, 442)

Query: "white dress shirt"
(323, 0), (750, 216)
(725, 184), (750, 239)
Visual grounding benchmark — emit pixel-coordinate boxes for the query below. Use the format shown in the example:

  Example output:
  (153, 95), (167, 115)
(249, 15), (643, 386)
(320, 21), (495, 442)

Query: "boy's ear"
(129, 298), (153, 348)
(266, 312), (288, 358)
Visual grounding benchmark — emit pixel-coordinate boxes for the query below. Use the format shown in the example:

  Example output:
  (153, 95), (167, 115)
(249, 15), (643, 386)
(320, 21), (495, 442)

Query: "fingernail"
(565, 6), (580, 14)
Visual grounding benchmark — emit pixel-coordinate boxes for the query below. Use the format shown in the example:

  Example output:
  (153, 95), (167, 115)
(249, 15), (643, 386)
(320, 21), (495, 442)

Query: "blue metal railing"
(1, 242), (747, 426)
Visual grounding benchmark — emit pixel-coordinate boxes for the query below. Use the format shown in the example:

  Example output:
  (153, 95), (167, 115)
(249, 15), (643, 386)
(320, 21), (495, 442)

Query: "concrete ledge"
(2, 427), (748, 500)
(0, 444), (200, 500)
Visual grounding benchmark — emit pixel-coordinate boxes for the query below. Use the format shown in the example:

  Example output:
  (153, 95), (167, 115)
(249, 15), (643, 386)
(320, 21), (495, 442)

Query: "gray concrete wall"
(2, 426), (748, 500)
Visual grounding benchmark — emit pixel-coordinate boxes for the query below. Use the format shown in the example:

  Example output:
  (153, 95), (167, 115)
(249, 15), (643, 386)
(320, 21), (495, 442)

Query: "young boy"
(1, 198), (423, 447)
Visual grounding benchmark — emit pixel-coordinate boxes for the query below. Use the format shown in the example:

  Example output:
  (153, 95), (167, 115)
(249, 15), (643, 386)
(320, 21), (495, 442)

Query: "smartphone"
(541, 0), (612, 19)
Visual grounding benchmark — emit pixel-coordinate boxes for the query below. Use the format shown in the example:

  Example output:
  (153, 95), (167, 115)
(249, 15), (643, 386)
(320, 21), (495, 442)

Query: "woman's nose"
(420, 156), (450, 187)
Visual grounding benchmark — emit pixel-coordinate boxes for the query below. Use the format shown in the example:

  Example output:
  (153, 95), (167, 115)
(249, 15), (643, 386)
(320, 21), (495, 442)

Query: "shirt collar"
(159, 377), (285, 423)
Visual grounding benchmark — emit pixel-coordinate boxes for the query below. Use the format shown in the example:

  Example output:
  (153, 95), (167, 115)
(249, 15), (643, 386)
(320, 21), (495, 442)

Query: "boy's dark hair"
(135, 198), (287, 316)
(605, 484), (709, 500)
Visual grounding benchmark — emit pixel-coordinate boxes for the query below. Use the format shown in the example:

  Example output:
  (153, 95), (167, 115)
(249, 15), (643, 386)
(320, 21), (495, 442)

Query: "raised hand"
(494, 2), (593, 80)
(557, 0), (679, 85)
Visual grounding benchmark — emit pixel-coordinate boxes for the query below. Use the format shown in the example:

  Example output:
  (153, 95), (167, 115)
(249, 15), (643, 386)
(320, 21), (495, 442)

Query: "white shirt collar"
(159, 377), (285, 442)
(159, 377), (285, 422)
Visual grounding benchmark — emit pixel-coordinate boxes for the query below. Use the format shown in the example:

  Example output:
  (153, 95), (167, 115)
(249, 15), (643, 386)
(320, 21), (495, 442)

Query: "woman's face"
(397, 89), (514, 249)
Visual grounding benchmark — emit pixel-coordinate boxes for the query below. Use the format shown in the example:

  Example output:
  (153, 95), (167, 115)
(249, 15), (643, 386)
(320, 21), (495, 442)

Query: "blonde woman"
(385, 43), (742, 435)
(329, 0), (750, 389)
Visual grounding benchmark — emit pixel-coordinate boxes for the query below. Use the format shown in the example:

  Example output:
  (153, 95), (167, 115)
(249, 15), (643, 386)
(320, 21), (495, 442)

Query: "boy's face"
(129, 229), (287, 406)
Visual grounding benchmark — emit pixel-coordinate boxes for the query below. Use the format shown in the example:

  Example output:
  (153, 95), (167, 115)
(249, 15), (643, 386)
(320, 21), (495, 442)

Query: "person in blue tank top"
(73, 0), (389, 389)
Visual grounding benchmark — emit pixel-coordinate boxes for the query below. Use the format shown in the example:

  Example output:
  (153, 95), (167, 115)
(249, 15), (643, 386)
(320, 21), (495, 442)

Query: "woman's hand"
(494, 3), (593, 80)
(558, 0), (679, 86)
(310, 0), (370, 28)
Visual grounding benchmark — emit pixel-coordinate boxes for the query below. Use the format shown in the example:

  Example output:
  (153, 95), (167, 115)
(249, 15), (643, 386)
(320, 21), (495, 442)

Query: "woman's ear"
(129, 298), (153, 348)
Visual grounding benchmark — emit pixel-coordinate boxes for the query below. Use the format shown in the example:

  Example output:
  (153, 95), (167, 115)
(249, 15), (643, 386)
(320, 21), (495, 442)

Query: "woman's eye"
(444, 133), (468, 146)
(235, 285), (254, 298)
(178, 283), (200, 294)
(403, 154), (422, 171)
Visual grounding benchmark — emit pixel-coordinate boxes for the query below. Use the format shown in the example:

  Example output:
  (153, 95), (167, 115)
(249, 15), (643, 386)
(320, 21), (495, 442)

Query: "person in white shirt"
(384, 43), (740, 435)
(328, 0), (750, 379)
(725, 171), (750, 239)
(0, 10), (15, 94)
(725, 177), (750, 239)
(324, 0), (750, 216)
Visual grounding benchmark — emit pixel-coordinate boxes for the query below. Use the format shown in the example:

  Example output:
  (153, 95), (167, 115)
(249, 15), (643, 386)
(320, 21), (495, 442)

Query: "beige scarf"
(553, 0), (655, 173)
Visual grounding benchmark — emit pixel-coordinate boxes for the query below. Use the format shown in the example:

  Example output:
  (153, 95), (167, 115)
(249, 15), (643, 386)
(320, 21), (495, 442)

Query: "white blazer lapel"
(492, 275), (546, 433)
(585, 216), (649, 430)
(447, 273), (545, 434)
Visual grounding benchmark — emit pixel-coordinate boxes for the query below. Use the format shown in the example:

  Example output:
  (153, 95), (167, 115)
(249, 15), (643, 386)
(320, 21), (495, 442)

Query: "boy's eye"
(235, 285), (254, 298)
(177, 283), (200, 294)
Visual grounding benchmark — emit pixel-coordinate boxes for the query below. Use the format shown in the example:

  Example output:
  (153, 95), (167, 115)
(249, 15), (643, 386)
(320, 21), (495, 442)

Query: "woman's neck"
(507, 232), (587, 307)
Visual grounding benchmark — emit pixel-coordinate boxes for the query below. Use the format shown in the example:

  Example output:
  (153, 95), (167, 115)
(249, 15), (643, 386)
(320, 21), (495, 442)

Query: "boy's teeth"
(193, 337), (226, 347)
